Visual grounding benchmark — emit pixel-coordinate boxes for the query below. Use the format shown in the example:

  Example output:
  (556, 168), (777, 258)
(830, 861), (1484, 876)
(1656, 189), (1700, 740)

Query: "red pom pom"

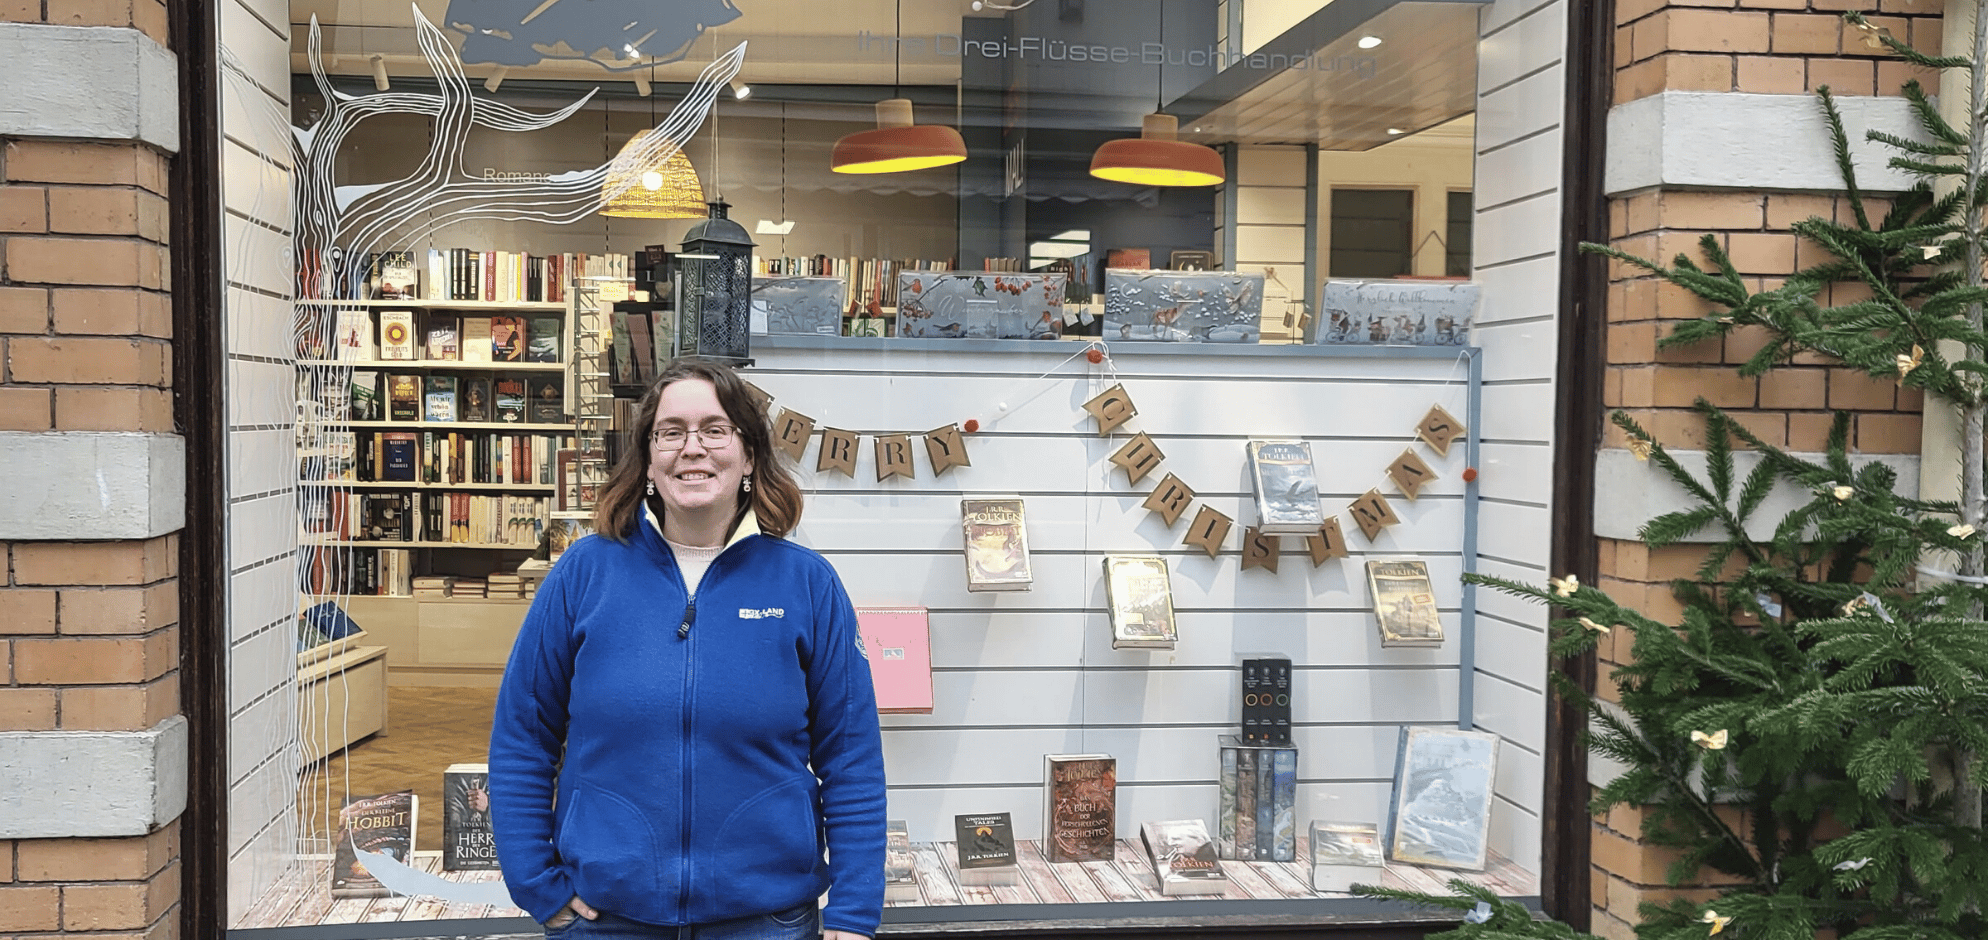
(963, 419), (980, 433)
(1462, 467), (1479, 483)
(1086, 348), (1104, 364)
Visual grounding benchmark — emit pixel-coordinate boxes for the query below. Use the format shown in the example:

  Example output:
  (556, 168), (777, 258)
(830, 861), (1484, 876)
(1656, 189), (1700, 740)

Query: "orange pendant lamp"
(1090, 112), (1224, 187)
(831, 98), (968, 174)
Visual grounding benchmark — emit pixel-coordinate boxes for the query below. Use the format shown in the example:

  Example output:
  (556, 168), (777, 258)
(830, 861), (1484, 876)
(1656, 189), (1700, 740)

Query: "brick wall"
(1595, 1), (1935, 937)
(0, 2), (182, 937)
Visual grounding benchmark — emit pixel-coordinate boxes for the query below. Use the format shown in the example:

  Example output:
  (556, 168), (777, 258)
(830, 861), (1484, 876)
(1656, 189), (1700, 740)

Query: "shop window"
(1329, 189), (1414, 279)
(1447, 190), (1473, 277)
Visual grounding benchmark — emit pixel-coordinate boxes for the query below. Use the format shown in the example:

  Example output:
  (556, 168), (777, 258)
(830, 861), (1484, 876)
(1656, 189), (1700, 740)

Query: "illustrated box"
(751, 276), (847, 336)
(1103, 269), (1264, 343)
(1316, 279), (1479, 346)
(896, 272), (1066, 339)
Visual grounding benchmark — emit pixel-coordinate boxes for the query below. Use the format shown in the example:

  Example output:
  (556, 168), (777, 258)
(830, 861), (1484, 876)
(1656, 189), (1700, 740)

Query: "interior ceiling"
(291, 0), (1481, 150)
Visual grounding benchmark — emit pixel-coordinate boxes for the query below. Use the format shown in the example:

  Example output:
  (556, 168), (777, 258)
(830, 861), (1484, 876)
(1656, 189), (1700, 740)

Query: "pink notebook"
(856, 607), (934, 714)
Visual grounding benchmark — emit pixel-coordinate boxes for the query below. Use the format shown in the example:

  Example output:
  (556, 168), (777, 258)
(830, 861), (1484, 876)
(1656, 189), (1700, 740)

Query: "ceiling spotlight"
(641, 170), (664, 190)
(731, 80), (752, 100)
(1385, 127), (1405, 135)
(972, 0), (982, 8)
(370, 54), (389, 91)
(755, 219), (796, 235)
(1357, 35), (1383, 49)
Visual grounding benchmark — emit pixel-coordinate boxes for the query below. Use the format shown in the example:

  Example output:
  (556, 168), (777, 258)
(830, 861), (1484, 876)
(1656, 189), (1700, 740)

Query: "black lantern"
(673, 201), (755, 365)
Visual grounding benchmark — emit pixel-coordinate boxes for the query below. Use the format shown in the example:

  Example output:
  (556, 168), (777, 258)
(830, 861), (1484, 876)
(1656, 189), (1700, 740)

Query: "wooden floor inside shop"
(244, 687), (1538, 932)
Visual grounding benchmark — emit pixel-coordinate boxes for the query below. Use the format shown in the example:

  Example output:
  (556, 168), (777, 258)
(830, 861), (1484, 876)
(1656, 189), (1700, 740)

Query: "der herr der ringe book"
(961, 498), (1033, 592)
(1366, 559), (1445, 647)
(1246, 440), (1325, 535)
(1104, 555), (1178, 650)
(442, 763), (498, 871)
(1140, 819), (1230, 895)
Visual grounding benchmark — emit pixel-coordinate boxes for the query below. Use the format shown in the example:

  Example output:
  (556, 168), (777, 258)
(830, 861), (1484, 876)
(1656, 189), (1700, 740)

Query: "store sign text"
(855, 31), (1376, 78)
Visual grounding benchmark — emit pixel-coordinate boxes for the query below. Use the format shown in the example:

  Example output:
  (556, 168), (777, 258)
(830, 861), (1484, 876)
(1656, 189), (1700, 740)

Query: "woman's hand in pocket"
(544, 895), (598, 930)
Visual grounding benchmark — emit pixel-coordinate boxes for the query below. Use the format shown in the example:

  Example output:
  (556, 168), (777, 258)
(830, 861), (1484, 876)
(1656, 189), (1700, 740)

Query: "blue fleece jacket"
(487, 509), (887, 934)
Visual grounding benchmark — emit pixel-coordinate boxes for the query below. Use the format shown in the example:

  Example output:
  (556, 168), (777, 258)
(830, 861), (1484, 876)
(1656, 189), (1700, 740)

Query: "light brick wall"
(0, 2), (183, 937)
(1596, 1), (1935, 936)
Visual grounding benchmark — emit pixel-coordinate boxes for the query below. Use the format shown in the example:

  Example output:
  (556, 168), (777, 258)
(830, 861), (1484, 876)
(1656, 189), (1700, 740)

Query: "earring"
(647, 479), (656, 496)
(743, 475), (753, 493)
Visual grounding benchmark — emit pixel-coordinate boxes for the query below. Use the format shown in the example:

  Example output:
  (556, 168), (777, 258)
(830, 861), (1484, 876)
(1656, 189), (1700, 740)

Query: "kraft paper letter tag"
(1183, 505), (1232, 558)
(1240, 528), (1280, 572)
(741, 381), (774, 416)
(772, 409), (815, 462)
(1141, 473), (1195, 527)
(817, 428), (859, 477)
(875, 434), (916, 482)
(1349, 489), (1399, 541)
(1083, 383), (1137, 437)
(1306, 517), (1350, 566)
(1416, 404), (1465, 458)
(923, 424), (971, 476)
(1386, 449), (1437, 501)
(1109, 432), (1166, 486)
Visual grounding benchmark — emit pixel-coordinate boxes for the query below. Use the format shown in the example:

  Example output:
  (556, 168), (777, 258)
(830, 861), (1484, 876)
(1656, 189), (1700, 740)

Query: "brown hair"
(593, 360), (804, 542)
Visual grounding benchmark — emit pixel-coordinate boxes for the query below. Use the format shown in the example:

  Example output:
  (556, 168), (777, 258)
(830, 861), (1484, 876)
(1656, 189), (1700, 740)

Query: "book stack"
(487, 572), (524, 600)
(451, 578), (487, 599)
(953, 813), (1019, 886)
(1309, 821), (1384, 892)
(884, 821), (919, 902)
(1216, 735), (1298, 862)
(412, 576), (453, 598)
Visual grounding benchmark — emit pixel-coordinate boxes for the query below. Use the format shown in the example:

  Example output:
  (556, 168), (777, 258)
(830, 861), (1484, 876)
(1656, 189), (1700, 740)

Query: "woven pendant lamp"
(1090, 113), (1224, 187)
(602, 134), (706, 218)
(831, 98), (968, 174)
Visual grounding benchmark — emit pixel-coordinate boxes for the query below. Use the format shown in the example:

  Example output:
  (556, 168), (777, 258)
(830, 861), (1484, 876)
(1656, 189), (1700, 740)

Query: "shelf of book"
(342, 421), (573, 431)
(301, 359), (567, 372)
(300, 481), (557, 492)
(303, 539), (539, 550)
(310, 299), (568, 311)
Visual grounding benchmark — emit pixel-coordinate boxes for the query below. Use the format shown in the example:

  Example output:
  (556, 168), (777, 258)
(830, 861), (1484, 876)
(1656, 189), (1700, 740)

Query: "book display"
(1216, 736), (1298, 862)
(1139, 819), (1230, 896)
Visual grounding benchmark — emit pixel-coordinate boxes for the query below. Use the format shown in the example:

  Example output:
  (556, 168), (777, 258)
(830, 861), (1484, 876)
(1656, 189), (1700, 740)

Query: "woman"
(488, 360), (886, 938)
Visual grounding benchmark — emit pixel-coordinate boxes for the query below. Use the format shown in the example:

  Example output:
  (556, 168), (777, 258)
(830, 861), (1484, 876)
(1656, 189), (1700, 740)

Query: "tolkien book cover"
(1139, 819), (1229, 896)
(1103, 555), (1177, 650)
(1042, 754), (1117, 863)
(442, 763), (498, 871)
(1365, 559), (1444, 647)
(884, 820), (918, 902)
(960, 498), (1032, 592)
(331, 790), (418, 898)
(1246, 440), (1324, 535)
(954, 812), (1019, 884)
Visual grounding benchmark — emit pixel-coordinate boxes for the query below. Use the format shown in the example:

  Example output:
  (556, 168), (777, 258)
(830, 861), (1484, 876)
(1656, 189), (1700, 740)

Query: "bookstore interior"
(234, 0), (1541, 933)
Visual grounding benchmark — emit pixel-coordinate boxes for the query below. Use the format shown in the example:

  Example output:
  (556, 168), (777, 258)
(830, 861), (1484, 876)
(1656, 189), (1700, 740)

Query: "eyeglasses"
(650, 425), (739, 450)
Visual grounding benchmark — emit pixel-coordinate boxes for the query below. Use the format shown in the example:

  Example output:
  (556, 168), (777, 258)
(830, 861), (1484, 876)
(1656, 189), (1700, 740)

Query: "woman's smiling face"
(646, 378), (753, 518)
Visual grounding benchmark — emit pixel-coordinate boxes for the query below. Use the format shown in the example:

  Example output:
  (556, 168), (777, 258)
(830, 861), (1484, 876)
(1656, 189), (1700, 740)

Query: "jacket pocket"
(708, 778), (821, 886)
(557, 785), (665, 906)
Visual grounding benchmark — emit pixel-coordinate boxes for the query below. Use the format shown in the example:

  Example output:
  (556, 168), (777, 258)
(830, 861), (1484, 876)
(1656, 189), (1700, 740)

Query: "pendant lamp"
(1090, 112), (1224, 187)
(601, 135), (706, 218)
(831, 100), (968, 175)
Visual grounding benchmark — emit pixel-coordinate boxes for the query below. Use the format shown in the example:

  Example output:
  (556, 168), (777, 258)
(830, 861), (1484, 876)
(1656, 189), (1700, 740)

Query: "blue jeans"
(544, 901), (820, 940)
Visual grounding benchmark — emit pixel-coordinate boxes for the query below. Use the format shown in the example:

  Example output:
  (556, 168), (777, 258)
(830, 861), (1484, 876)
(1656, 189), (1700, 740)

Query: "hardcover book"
(1246, 441), (1324, 535)
(491, 316), (525, 362)
(494, 378), (526, 424)
(423, 375), (457, 423)
(1139, 819), (1229, 896)
(1042, 754), (1116, 863)
(330, 790), (418, 898)
(1386, 727), (1499, 870)
(960, 498), (1032, 592)
(380, 432), (419, 482)
(1309, 821), (1385, 892)
(526, 316), (561, 362)
(1366, 559), (1444, 647)
(609, 310), (638, 384)
(624, 311), (658, 383)
(442, 763), (498, 871)
(334, 309), (375, 361)
(953, 812), (1020, 885)
(527, 377), (564, 425)
(373, 250), (419, 300)
(461, 316), (494, 362)
(1103, 555), (1178, 650)
(378, 310), (416, 361)
(350, 370), (381, 421)
(854, 607), (933, 714)
(885, 820), (919, 902)
(386, 375), (421, 421)
(460, 377), (493, 423)
(425, 317), (460, 361)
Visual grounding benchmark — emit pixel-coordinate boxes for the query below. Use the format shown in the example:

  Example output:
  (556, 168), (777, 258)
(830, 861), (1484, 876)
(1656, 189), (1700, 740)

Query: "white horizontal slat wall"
(749, 343), (1495, 846)
(220, 0), (303, 925)
(1466, 0), (1568, 878)
(1233, 146), (1310, 341)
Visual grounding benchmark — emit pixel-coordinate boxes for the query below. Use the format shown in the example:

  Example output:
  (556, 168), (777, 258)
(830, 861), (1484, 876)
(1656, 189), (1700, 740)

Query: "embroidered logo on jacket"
(738, 607), (786, 619)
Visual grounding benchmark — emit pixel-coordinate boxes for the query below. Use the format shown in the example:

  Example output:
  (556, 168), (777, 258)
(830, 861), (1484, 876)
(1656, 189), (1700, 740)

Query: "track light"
(484, 66), (508, 93)
(634, 74), (652, 97)
(730, 80), (752, 100)
(370, 54), (389, 91)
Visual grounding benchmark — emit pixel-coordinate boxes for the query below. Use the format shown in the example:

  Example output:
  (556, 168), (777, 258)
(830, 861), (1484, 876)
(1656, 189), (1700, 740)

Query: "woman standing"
(489, 360), (886, 938)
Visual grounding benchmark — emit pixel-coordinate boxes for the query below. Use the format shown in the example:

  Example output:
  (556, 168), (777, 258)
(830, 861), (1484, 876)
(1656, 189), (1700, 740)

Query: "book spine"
(1272, 747), (1298, 862)
(1218, 744), (1239, 859)
(1235, 748), (1257, 859)
(1255, 747), (1274, 860)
